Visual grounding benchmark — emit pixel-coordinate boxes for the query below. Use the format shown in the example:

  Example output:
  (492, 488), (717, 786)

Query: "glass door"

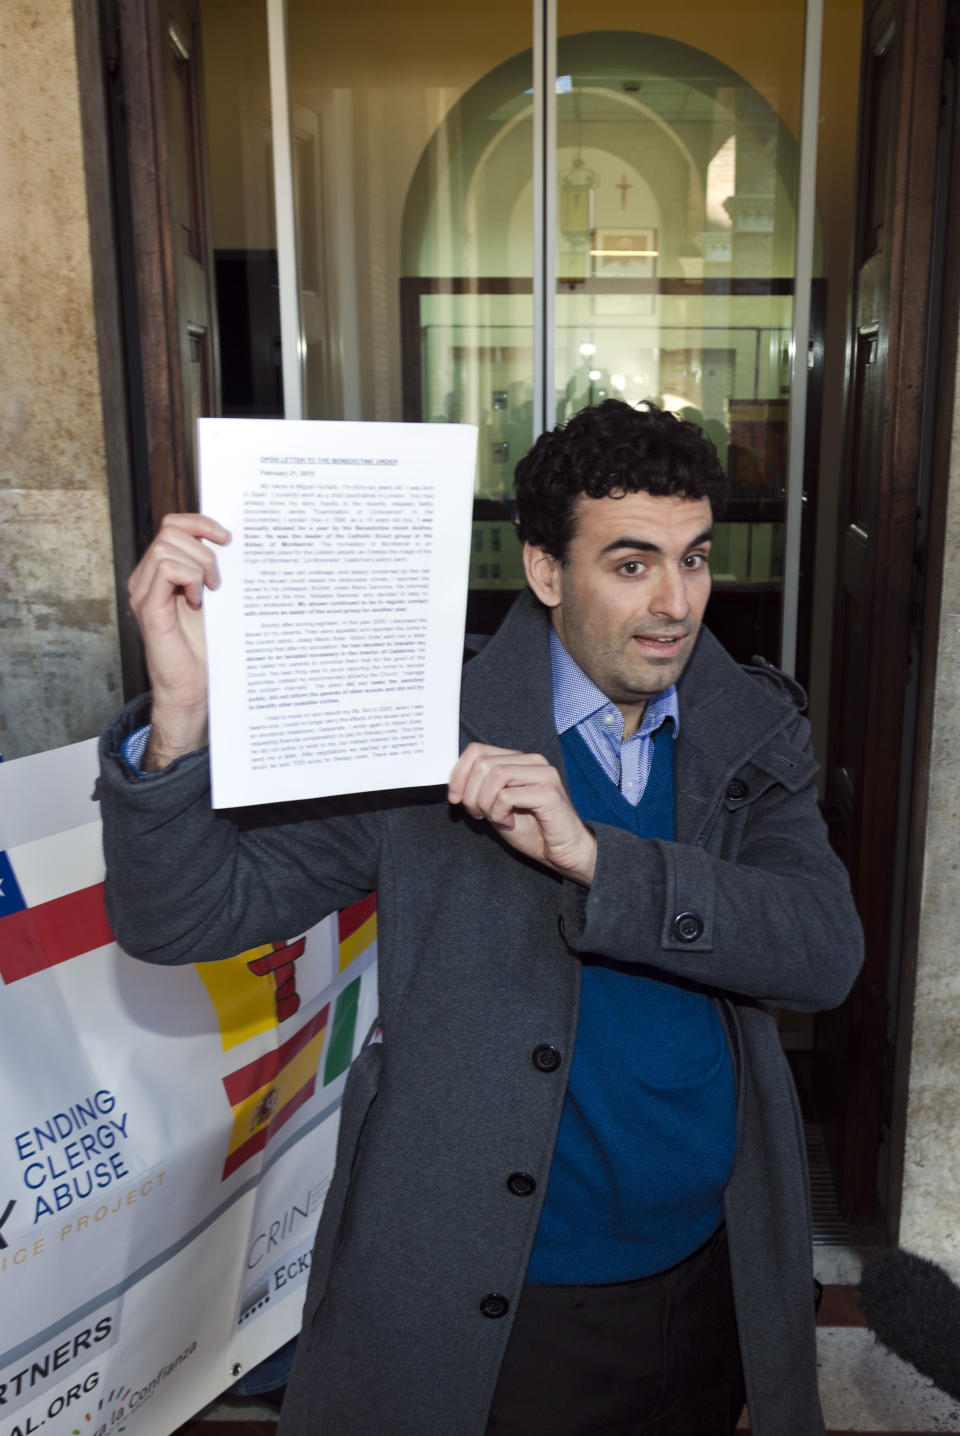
(199, 0), (833, 651)
(552, 8), (808, 660)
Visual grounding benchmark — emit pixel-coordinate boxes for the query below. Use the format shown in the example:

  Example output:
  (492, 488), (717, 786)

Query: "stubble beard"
(611, 629), (697, 704)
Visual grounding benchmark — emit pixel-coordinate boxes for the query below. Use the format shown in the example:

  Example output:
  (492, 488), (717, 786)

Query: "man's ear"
(523, 543), (562, 609)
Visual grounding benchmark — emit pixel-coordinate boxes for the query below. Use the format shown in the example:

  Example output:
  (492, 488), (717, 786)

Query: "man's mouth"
(635, 632), (687, 648)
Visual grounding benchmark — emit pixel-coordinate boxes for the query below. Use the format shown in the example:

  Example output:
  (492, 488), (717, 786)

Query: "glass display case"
(404, 277), (821, 655)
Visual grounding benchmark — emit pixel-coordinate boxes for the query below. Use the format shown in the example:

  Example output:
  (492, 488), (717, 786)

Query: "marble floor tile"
(817, 1326), (960, 1431)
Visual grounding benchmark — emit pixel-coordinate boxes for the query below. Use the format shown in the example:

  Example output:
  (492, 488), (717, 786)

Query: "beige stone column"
(899, 339), (960, 1281)
(0, 0), (123, 760)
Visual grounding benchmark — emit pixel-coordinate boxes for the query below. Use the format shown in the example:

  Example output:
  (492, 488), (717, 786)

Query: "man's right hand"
(127, 513), (230, 770)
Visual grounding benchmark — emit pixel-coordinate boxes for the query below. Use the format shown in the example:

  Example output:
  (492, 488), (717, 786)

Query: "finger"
(448, 743), (522, 802)
(131, 515), (230, 601)
(129, 527), (226, 613)
(130, 557), (213, 641)
(454, 753), (525, 816)
(462, 757), (552, 823)
(128, 514), (229, 588)
(156, 512), (231, 545)
(143, 557), (209, 617)
(479, 768), (559, 828)
(140, 523), (227, 586)
(130, 551), (210, 619)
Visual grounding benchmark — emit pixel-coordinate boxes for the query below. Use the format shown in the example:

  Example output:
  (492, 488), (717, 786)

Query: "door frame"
(819, 0), (956, 1234)
(886, 0), (959, 1241)
(76, 0), (960, 1238)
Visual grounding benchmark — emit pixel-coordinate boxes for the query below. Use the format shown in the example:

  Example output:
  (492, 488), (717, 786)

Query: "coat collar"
(460, 590), (562, 760)
(460, 589), (802, 841)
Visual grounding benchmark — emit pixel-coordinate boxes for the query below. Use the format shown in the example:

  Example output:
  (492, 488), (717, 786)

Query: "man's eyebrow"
(599, 528), (713, 557)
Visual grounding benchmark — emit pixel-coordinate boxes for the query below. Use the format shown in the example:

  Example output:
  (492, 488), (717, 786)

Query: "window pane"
(554, 6), (807, 661)
(287, 1), (534, 619)
(286, 0), (533, 421)
(201, 0), (281, 418)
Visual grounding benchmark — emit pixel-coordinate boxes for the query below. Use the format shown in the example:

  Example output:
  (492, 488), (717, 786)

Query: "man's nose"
(651, 566), (691, 621)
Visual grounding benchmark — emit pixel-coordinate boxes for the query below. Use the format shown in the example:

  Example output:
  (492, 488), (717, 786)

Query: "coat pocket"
(302, 1040), (383, 1324)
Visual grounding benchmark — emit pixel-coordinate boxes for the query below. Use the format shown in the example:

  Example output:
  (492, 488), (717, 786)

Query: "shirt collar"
(550, 627), (680, 740)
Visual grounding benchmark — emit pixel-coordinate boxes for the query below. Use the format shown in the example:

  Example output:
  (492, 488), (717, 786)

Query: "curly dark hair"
(514, 398), (726, 560)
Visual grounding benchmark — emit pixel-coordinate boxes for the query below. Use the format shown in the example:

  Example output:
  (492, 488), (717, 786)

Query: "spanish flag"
(219, 956), (374, 1179)
(221, 1004), (331, 1179)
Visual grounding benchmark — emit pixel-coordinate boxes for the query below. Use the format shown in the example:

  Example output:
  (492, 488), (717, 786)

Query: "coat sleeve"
(557, 709), (863, 1013)
(96, 698), (382, 965)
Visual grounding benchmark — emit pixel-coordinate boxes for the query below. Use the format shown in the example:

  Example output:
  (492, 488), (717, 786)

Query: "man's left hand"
(448, 743), (597, 886)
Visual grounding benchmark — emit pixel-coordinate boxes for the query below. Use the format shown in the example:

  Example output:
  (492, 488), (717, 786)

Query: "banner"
(0, 739), (378, 1436)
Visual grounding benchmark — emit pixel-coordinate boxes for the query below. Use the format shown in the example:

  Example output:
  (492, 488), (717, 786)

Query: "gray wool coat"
(97, 589), (863, 1436)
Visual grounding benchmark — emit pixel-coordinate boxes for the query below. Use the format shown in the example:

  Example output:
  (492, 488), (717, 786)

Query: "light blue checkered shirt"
(550, 629), (679, 806)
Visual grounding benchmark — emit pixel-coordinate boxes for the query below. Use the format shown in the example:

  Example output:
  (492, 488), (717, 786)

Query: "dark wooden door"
(817, 0), (949, 1230)
(117, 0), (219, 524)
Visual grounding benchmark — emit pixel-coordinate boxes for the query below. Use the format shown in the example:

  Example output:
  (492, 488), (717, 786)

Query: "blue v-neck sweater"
(525, 724), (737, 1284)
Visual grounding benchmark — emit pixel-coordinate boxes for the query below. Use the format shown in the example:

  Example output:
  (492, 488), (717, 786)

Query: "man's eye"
(619, 560), (646, 576)
(683, 553), (709, 569)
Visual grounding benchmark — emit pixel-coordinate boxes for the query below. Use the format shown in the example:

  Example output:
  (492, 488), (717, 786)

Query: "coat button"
(506, 1171), (537, 1197)
(673, 912), (703, 943)
(480, 1292), (510, 1319)
(531, 1045), (562, 1072)
(726, 778), (748, 801)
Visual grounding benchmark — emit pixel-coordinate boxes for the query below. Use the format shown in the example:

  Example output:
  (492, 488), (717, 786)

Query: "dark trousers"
(485, 1226), (746, 1436)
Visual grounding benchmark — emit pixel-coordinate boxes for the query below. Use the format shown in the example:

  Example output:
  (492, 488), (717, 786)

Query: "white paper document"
(199, 418), (478, 808)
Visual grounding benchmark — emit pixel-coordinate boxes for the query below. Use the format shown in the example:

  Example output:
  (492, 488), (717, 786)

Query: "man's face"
(524, 490), (713, 736)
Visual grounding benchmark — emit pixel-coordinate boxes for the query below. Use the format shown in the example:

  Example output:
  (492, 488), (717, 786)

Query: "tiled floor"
(175, 1247), (960, 1436)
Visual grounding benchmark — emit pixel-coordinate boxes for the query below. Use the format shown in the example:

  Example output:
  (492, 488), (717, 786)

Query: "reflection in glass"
(199, 2), (856, 653)
(283, 2), (534, 614)
(201, 0), (280, 418)
(552, 27), (804, 613)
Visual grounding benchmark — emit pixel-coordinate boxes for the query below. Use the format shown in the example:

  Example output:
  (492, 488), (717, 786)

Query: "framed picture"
(592, 227), (658, 280)
(592, 228), (658, 314)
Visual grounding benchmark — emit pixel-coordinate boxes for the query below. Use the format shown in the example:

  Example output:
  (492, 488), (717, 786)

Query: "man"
(97, 400), (862, 1435)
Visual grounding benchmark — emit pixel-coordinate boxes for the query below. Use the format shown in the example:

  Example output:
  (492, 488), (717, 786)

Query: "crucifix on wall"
(616, 174), (632, 210)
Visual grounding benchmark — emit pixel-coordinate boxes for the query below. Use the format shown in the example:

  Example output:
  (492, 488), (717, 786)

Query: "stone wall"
(899, 345), (960, 1279)
(0, 0), (122, 760)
